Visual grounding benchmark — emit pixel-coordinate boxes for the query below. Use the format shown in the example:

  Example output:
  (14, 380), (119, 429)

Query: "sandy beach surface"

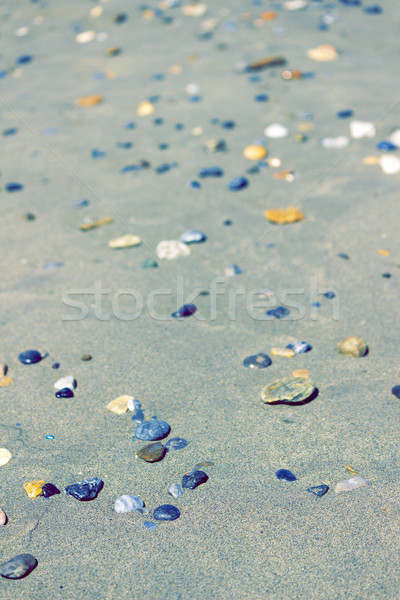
(0, 1), (400, 598)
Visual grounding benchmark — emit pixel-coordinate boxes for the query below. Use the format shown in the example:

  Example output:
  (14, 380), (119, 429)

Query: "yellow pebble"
(0, 376), (14, 386)
(142, 9), (155, 20)
(243, 145), (267, 161)
(345, 465), (357, 476)
(377, 249), (390, 257)
(0, 449), (12, 466)
(169, 64), (182, 74)
(292, 369), (310, 378)
(307, 44), (338, 62)
(136, 100), (155, 116)
(77, 94), (103, 107)
(23, 480), (45, 498)
(79, 217), (113, 231)
(106, 395), (133, 415)
(271, 347), (296, 358)
(108, 234), (142, 249)
(363, 156), (380, 165)
(264, 206), (304, 224)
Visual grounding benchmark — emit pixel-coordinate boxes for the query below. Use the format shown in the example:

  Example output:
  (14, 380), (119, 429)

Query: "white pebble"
(264, 123), (289, 139)
(379, 154), (400, 174)
(284, 0), (307, 9)
(127, 397), (141, 411)
(349, 120), (376, 139)
(75, 30), (96, 44)
(168, 484), (184, 499)
(54, 375), (76, 391)
(15, 26), (29, 37)
(334, 476), (368, 493)
(389, 128), (400, 147)
(185, 83), (200, 95)
(320, 136), (350, 149)
(96, 32), (108, 42)
(114, 495), (144, 513)
(156, 240), (191, 260)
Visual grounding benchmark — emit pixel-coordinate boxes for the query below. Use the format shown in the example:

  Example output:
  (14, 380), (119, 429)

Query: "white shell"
(349, 120), (376, 139)
(335, 476), (368, 494)
(264, 123), (289, 139)
(379, 155), (400, 174)
(156, 240), (191, 260)
(54, 376), (76, 391)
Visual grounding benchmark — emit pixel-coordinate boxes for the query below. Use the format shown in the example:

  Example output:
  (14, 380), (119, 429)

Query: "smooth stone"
(271, 347), (295, 358)
(24, 480), (45, 498)
(389, 128), (400, 146)
(42, 483), (60, 498)
(379, 155), (400, 174)
(135, 420), (171, 441)
(292, 368), (310, 378)
(179, 229), (207, 244)
(264, 206), (303, 224)
(391, 385), (400, 399)
(364, 4), (382, 14)
(165, 437), (188, 451)
(264, 123), (289, 139)
(131, 409), (145, 423)
(377, 141), (397, 152)
(243, 353), (272, 369)
(156, 240), (191, 260)
(349, 120), (376, 139)
(142, 258), (158, 268)
(337, 336), (368, 357)
(276, 468), (297, 482)
(227, 176), (249, 191)
(168, 484), (184, 499)
(0, 509), (7, 525)
(65, 477), (103, 501)
(337, 110), (354, 119)
(182, 3), (207, 16)
(77, 94), (103, 107)
(144, 521), (157, 530)
(136, 442), (166, 463)
(261, 376), (316, 405)
(307, 484), (329, 497)
(153, 504), (180, 521)
(127, 398), (142, 411)
(108, 234), (142, 249)
(198, 166), (224, 178)
(320, 136), (350, 149)
(0, 448), (12, 466)
(171, 304), (197, 318)
(182, 470), (208, 490)
(18, 349), (42, 364)
(106, 395), (133, 415)
(224, 264), (243, 277)
(114, 495), (144, 513)
(243, 145), (267, 161)
(266, 306), (290, 319)
(286, 341), (312, 354)
(307, 44), (338, 61)
(76, 30), (96, 43)
(55, 387), (74, 398)
(192, 461), (215, 470)
(324, 291), (336, 299)
(335, 477), (368, 493)
(204, 139), (226, 152)
(0, 554), (37, 579)
(54, 375), (76, 390)
(136, 100), (154, 116)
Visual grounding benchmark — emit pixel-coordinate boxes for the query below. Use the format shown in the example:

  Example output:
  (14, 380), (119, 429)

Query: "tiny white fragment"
(264, 123), (289, 139)
(54, 376), (76, 391)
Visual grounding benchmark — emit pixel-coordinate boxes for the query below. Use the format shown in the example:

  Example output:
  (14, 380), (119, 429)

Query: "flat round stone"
(266, 306), (290, 319)
(182, 470), (208, 489)
(243, 353), (272, 368)
(276, 468), (297, 482)
(261, 376), (316, 405)
(179, 229), (207, 244)
(165, 437), (188, 451)
(153, 504), (180, 521)
(337, 336), (368, 357)
(0, 554), (37, 579)
(227, 176), (249, 191)
(65, 477), (103, 501)
(18, 349), (42, 364)
(135, 420), (171, 441)
(136, 442), (166, 463)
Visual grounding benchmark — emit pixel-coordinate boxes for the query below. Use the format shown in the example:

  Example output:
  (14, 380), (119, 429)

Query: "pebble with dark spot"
(198, 166), (223, 178)
(18, 350), (43, 364)
(179, 230), (207, 244)
(55, 388), (74, 399)
(391, 385), (400, 399)
(153, 504), (180, 521)
(0, 554), (38, 579)
(65, 477), (103, 501)
(182, 470), (208, 489)
(286, 341), (312, 354)
(136, 442), (166, 463)
(171, 304), (197, 318)
(276, 469), (297, 482)
(227, 176), (249, 191)
(135, 420), (171, 441)
(266, 306), (290, 319)
(307, 485), (329, 497)
(243, 353), (272, 368)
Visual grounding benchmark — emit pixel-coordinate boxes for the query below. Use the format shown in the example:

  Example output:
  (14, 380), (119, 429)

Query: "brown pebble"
(77, 94), (103, 107)
(136, 442), (166, 463)
(337, 336), (368, 357)
(0, 509), (7, 525)
(81, 355), (92, 361)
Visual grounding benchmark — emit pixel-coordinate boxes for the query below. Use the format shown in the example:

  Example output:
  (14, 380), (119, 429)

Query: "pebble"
(156, 240), (191, 260)
(55, 387), (74, 398)
(377, 141), (397, 152)
(292, 369), (310, 378)
(54, 375), (76, 391)
(243, 145), (267, 160)
(0, 376), (13, 387)
(128, 398), (142, 411)
(0, 509), (7, 525)
(106, 395), (133, 415)
(171, 304), (197, 318)
(168, 484), (184, 499)
(142, 258), (158, 269)
(0, 554), (38, 579)
(265, 306), (290, 319)
(0, 449), (12, 466)
(76, 30), (96, 43)
(65, 477), (104, 501)
(136, 442), (167, 463)
(337, 110), (354, 119)
(81, 354), (92, 361)
(224, 264), (243, 277)
(18, 349), (42, 364)
(243, 353), (272, 369)
(144, 521), (157, 530)
(337, 336), (368, 357)
(77, 94), (103, 107)
(307, 485), (329, 497)
(264, 206), (304, 224)
(264, 123), (289, 139)
(153, 504), (180, 521)
(276, 469), (297, 482)
(193, 461), (214, 470)
(307, 44), (338, 61)
(349, 120), (376, 139)
(108, 234), (142, 249)
(136, 100), (155, 116)
(320, 136), (350, 149)
(271, 347), (296, 358)
(379, 155), (400, 174)
(391, 385), (400, 399)
(198, 166), (224, 178)
(261, 376), (316, 405)
(6, 182), (23, 192)
(42, 483), (60, 498)
(389, 128), (400, 146)
(79, 216), (113, 231)
(135, 420), (171, 441)
(179, 230), (207, 244)
(182, 470), (208, 489)
(165, 437), (188, 451)
(24, 480), (45, 498)
(242, 56), (287, 72)
(286, 341), (312, 354)
(335, 476), (368, 493)
(227, 176), (249, 191)
(114, 495), (144, 513)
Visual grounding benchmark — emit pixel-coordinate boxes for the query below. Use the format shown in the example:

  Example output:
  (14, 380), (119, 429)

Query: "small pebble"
(227, 176), (249, 191)
(153, 504), (180, 521)
(182, 470), (208, 490)
(266, 306), (290, 319)
(0, 449), (12, 466)
(286, 341), (312, 354)
(224, 264), (243, 277)
(243, 145), (267, 160)
(142, 258), (158, 268)
(54, 375), (76, 391)
(261, 376), (316, 404)
(135, 420), (171, 441)
(24, 480), (45, 498)
(377, 141), (397, 152)
(55, 388), (74, 398)
(276, 469), (297, 482)
(379, 155), (400, 174)
(179, 230), (207, 244)
(77, 94), (103, 107)
(106, 395), (133, 415)
(307, 44), (338, 61)
(337, 336), (368, 357)
(349, 120), (376, 139)
(265, 206), (303, 224)
(335, 477), (368, 493)
(0, 509), (7, 525)
(81, 354), (92, 361)
(144, 521), (157, 530)
(0, 554), (38, 579)
(114, 495), (144, 513)
(168, 484), (184, 499)
(307, 485), (329, 497)
(137, 100), (155, 116)
(136, 442), (167, 463)
(320, 136), (350, 149)
(42, 483), (60, 498)
(65, 477), (104, 501)
(18, 349), (42, 364)
(391, 385), (400, 399)
(264, 123), (289, 139)
(52, 363), (60, 369)
(292, 368), (310, 378)
(6, 182), (24, 192)
(156, 240), (191, 260)
(198, 166), (224, 178)
(337, 110), (354, 119)
(243, 353), (272, 369)
(108, 234), (142, 249)
(165, 437), (188, 451)
(171, 304), (197, 318)
(364, 4), (382, 14)
(271, 347), (295, 358)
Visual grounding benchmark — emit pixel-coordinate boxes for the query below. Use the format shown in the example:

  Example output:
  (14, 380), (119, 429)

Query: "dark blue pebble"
(65, 477), (103, 501)
(6, 182), (23, 192)
(338, 253), (350, 260)
(153, 504), (180, 521)
(124, 122), (136, 129)
(364, 4), (382, 14)
(116, 142), (133, 149)
(188, 95), (202, 103)
(337, 110), (354, 119)
(188, 180), (201, 189)
(227, 176), (249, 191)
(286, 341), (312, 354)
(165, 437), (188, 451)
(121, 162), (150, 173)
(114, 12), (128, 23)
(324, 291), (336, 299)
(154, 117), (164, 125)
(311, 301), (321, 307)
(73, 199), (89, 208)
(155, 163), (171, 173)
(148, 95), (160, 103)
(276, 469), (297, 482)
(223, 219), (232, 226)
(175, 123), (184, 130)
(377, 141), (397, 152)
(131, 409), (145, 423)
(18, 350), (42, 365)
(307, 485), (329, 498)
(182, 470), (208, 489)
(171, 304), (197, 318)
(243, 353), (272, 369)
(16, 54), (33, 65)
(254, 94), (269, 102)
(247, 166), (260, 174)
(52, 363), (60, 369)
(198, 166), (224, 178)
(391, 385), (400, 399)
(221, 120), (235, 130)
(55, 388), (74, 399)
(159, 143), (169, 150)
(91, 149), (106, 158)
(266, 306), (290, 319)
(338, 0), (361, 5)
(135, 420), (171, 441)
(3, 127), (17, 136)
(42, 483), (60, 498)
(382, 273), (392, 278)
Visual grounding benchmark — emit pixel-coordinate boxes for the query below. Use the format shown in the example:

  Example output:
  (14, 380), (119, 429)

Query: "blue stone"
(182, 470), (208, 489)
(148, 95), (160, 103)
(223, 219), (232, 226)
(153, 504), (180, 521)
(382, 273), (391, 279)
(43, 262), (64, 270)
(337, 110), (354, 119)
(42, 483), (60, 498)
(45, 435), (54, 440)
(65, 477), (103, 501)
(188, 95), (201, 103)
(121, 162), (149, 173)
(276, 469), (297, 482)
(114, 12), (128, 23)
(171, 304), (197, 318)
(188, 180), (201, 189)
(391, 385), (400, 399)
(198, 166), (224, 178)
(338, 0), (361, 4)
(266, 306), (290, 319)
(324, 291), (336, 299)
(254, 94), (269, 102)
(91, 149), (106, 158)
(131, 409), (145, 423)
(52, 363), (60, 369)
(73, 199), (89, 208)
(116, 142), (133, 149)
(165, 437), (188, 451)
(6, 182), (23, 192)
(243, 353), (272, 369)
(364, 4), (382, 13)
(0, 554), (38, 579)
(227, 176), (249, 191)
(249, 75), (261, 82)
(286, 341), (312, 354)
(154, 117), (164, 125)
(377, 141), (397, 152)
(221, 120), (235, 129)
(2, 128), (17, 136)
(0, 71), (8, 79)
(16, 54), (33, 65)
(135, 420), (171, 441)
(311, 301), (321, 307)
(142, 258), (158, 269)
(158, 143), (168, 150)
(307, 485), (329, 497)
(179, 229), (207, 244)
(18, 350), (42, 364)
(153, 73), (164, 80)
(155, 163), (171, 173)
(338, 253), (350, 260)
(175, 123), (184, 130)
(144, 521), (157, 530)
(55, 387), (74, 399)
(124, 122), (136, 129)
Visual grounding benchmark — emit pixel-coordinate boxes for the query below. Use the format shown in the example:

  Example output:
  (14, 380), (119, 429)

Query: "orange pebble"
(24, 480), (45, 499)
(77, 94), (103, 107)
(292, 369), (310, 379)
(377, 249), (390, 256)
(265, 206), (304, 224)
(261, 11), (277, 21)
